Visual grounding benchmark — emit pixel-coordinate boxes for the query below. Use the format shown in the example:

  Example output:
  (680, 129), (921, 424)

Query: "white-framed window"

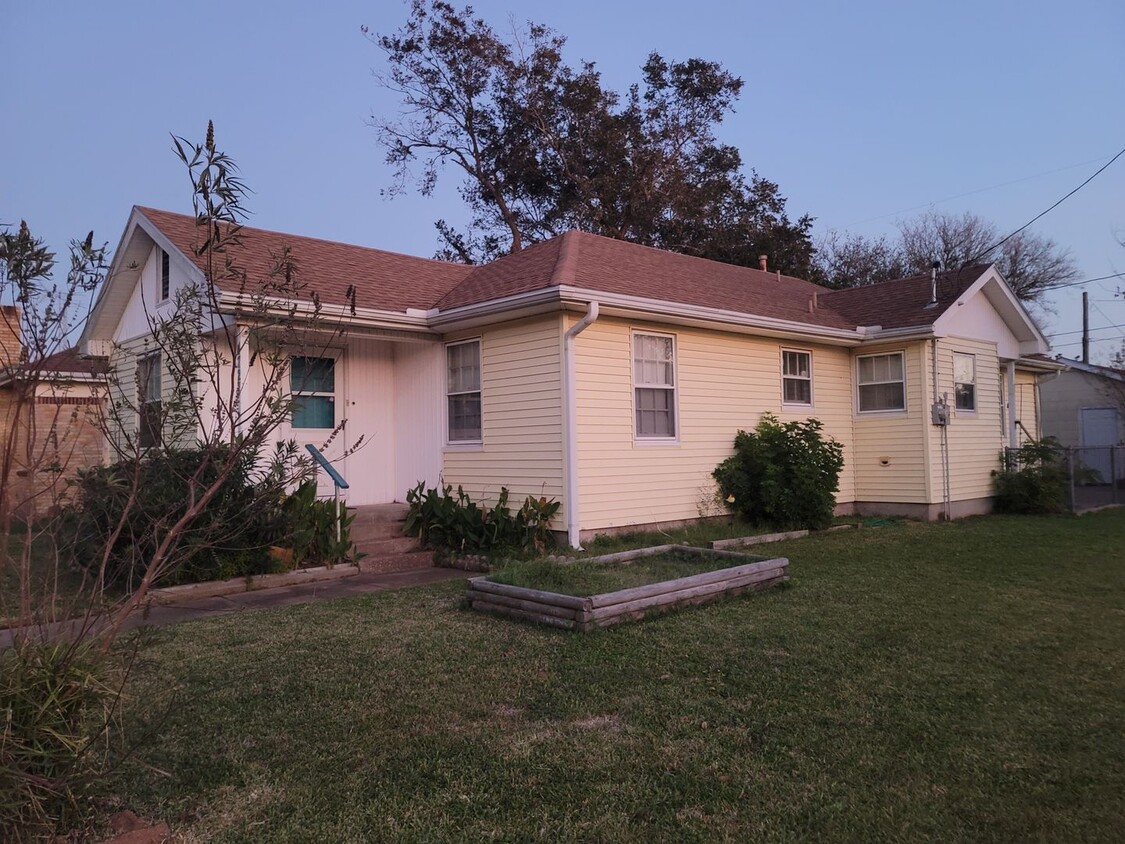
(137, 352), (162, 448)
(290, 356), (336, 429)
(160, 249), (170, 301)
(954, 352), (976, 411)
(857, 351), (906, 412)
(446, 339), (482, 443)
(782, 349), (812, 406)
(633, 332), (677, 439)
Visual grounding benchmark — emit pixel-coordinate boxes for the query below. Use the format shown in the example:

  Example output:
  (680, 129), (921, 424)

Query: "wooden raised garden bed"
(466, 544), (788, 632)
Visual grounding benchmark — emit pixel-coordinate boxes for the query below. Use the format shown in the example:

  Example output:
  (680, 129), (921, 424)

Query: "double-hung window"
(857, 352), (905, 412)
(782, 350), (812, 406)
(137, 352), (162, 447)
(954, 352), (976, 411)
(447, 340), (482, 443)
(291, 356), (336, 429)
(160, 249), (170, 301)
(633, 333), (676, 439)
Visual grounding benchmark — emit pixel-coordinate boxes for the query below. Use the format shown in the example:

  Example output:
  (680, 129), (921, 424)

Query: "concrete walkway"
(2, 567), (469, 647)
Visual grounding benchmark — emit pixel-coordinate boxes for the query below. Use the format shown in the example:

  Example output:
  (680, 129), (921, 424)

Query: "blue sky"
(3, 0), (1123, 361)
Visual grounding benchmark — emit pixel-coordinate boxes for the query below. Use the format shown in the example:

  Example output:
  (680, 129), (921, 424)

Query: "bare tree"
(812, 210), (1078, 302)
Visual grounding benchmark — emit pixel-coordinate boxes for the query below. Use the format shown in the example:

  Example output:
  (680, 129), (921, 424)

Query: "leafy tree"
(812, 210), (1078, 302)
(365, 0), (814, 274)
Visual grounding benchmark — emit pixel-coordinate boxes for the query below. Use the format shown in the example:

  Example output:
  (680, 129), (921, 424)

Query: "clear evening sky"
(3, 1), (1123, 361)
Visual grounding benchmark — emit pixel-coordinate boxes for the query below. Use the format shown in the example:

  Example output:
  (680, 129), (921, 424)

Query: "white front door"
(1080, 406), (1119, 483)
(285, 352), (349, 500)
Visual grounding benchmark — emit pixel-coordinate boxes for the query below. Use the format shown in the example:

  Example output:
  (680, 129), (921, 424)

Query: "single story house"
(80, 207), (1060, 546)
(1040, 357), (1124, 483)
(1, 307), (107, 518)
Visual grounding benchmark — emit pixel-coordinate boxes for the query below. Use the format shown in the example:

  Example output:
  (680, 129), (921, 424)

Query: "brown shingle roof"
(817, 265), (989, 330)
(438, 231), (855, 329)
(137, 207), (473, 313)
(38, 347), (105, 377)
(137, 207), (988, 333)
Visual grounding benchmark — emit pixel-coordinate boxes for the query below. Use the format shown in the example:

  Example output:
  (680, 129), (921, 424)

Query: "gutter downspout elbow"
(564, 302), (600, 549)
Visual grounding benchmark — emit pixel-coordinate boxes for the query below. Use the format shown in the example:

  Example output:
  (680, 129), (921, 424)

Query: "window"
(291, 356), (335, 429)
(446, 340), (481, 442)
(857, 352), (905, 412)
(633, 333), (676, 438)
(782, 350), (812, 405)
(160, 249), (170, 301)
(137, 352), (162, 447)
(954, 352), (976, 411)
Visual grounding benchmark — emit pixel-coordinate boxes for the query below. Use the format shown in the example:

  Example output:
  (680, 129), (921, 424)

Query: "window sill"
(633, 437), (680, 448)
(444, 442), (484, 453)
(855, 409), (908, 418)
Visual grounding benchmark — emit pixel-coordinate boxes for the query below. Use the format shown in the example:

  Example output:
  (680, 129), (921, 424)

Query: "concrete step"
(350, 522), (412, 544)
(358, 550), (434, 575)
(354, 536), (421, 556)
(349, 503), (410, 525)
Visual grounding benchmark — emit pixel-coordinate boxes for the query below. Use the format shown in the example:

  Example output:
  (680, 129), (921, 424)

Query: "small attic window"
(160, 249), (170, 301)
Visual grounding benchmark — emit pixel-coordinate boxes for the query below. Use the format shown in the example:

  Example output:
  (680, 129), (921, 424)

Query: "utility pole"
(1082, 290), (1089, 364)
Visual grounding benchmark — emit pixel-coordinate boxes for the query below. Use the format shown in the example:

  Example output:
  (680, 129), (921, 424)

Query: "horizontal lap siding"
(930, 338), (1004, 502)
(852, 342), (929, 503)
(575, 317), (856, 531)
(442, 316), (565, 520)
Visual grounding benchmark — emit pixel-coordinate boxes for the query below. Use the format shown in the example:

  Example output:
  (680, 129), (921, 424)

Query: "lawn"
(488, 548), (770, 596)
(106, 510), (1125, 842)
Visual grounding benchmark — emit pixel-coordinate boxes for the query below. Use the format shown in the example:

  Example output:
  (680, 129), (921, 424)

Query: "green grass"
(106, 510), (1125, 842)
(489, 549), (769, 596)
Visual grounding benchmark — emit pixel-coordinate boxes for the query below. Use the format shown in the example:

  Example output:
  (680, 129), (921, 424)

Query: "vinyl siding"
(573, 316), (857, 532)
(851, 341), (930, 504)
(442, 315), (565, 519)
(926, 338), (1005, 502)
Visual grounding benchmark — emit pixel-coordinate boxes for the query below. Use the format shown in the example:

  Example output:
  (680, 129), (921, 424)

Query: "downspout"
(563, 301), (600, 549)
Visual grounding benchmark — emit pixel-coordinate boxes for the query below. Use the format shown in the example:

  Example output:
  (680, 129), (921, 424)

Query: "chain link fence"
(1003, 445), (1125, 513)
(1067, 446), (1125, 512)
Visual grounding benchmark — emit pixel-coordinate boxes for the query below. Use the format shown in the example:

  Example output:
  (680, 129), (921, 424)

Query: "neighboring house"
(80, 207), (1060, 546)
(1040, 357), (1125, 482)
(0, 308), (107, 517)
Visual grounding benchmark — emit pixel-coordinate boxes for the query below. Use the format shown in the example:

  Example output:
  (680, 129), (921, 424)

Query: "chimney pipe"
(929, 260), (940, 305)
(758, 255), (768, 272)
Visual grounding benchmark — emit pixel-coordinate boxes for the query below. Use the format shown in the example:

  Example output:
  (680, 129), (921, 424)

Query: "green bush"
(282, 480), (358, 567)
(404, 483), (561, 559)
(0, 639), (123, 840)
(992, 438), (1069, 514)
(68, 446), (285, 590)
(713, 414), (844, 531)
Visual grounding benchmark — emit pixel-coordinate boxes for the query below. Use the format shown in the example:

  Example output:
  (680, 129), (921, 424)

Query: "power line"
(842, 151), (1120, 228)
(1091, 300), (1125, 337)
(1035, 274), (1125, 297)
(964, 145), (1125, 265)
(1046, 324), (1125, 338)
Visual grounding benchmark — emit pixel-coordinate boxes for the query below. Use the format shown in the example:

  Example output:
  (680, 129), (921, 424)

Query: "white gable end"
(932, 267), (1048, 359)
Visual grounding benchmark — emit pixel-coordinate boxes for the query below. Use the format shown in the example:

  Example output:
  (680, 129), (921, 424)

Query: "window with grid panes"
(856, 352), (905, 412)
(446, 340), (482, 442)
(633, 333), (676, 438)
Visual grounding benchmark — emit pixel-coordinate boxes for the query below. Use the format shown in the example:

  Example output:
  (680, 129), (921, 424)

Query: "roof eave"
(432, 285), (868, 344)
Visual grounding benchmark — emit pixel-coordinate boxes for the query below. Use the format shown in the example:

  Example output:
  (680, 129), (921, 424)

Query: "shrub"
(404, 483), (561, 559)
(68, 446), (285, 590)
(713, 414), (844, 531)
(0, 639), (124, 840)
(282, 480), (358, 567)
(992, 438), (1069, 514)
